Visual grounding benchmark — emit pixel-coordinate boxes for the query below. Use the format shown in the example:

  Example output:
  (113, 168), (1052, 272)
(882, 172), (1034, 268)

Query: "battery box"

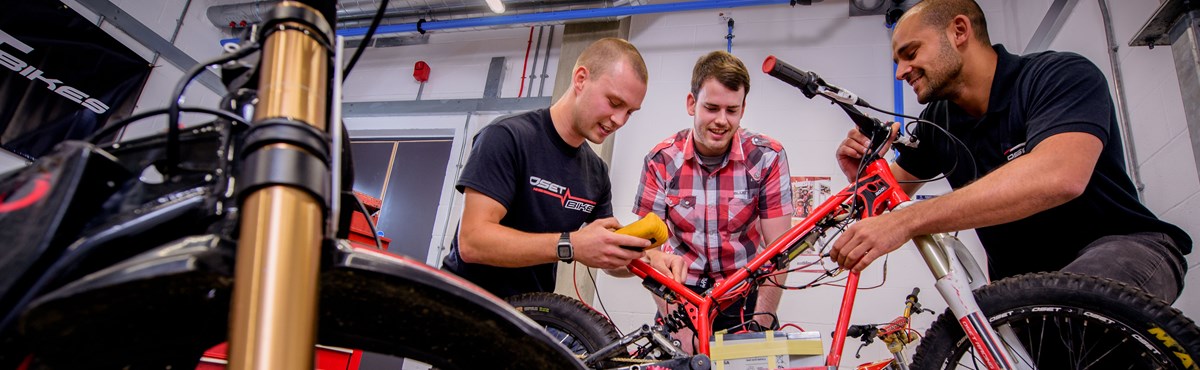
(709, 330), (824, 370)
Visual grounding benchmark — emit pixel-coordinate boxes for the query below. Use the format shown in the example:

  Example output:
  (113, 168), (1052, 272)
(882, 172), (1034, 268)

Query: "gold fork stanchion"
(228, 2), (331, 369)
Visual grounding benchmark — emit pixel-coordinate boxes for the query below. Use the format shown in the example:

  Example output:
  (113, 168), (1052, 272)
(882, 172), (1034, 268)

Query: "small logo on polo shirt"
(1004, 142), (1027, 161)
(529, 176), (596, 213)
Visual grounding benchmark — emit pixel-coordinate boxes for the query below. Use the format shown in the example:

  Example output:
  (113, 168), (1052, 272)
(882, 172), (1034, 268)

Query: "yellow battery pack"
(709, 331), (824, 370)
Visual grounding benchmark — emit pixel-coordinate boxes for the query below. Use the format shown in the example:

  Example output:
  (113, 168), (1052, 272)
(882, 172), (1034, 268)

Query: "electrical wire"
(167, 43), (260, 175)
(351, 193), (384, 250)
(859, 101), (979, 183)
(88, 106), (247, 144)
(573, 265), (622, 336)
(779, 323), (806, 332)
(342, 0), (389, 79)
(586, 267), (623, 336)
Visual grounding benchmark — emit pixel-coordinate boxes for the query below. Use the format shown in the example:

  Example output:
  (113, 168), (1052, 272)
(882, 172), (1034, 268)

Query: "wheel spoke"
(941, 308), (1171, 370)
(1079, 336), (1126, 370)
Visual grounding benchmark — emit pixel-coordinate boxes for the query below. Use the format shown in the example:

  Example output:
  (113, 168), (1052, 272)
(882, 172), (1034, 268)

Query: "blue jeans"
(1061, 232), (1186, 303)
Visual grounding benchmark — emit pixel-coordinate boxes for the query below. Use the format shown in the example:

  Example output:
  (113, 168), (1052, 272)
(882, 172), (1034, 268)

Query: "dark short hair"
(574, 37), (648, 84)
(690, 50), (750, 98)
(908, 0), (991, 45)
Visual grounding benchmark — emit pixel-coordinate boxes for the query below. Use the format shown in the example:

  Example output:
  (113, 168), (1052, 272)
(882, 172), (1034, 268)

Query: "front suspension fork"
(228, 2), (335, 369)
(913, 234), (1035, 370)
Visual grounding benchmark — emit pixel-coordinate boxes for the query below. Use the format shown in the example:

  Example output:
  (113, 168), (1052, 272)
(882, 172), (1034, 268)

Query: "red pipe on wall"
(518, 26), (534, 98)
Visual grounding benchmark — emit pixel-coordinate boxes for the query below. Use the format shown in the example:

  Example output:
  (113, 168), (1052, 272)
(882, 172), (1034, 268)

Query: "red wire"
(779, 323), (806, 332)
(572, 264), (610, 320)
(517, 26), (534, 98)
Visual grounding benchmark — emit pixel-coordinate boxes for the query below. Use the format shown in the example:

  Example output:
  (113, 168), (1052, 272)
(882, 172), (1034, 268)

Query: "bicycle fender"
(323, 242), (586, 369)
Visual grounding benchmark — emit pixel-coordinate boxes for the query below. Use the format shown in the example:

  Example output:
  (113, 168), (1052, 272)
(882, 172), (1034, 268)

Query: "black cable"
(167, 43), (260, 176)
(586, 268), (622, 336)
(342, 0), (389, 79)
(858, 101), (979, 184)
(89, 106), (248, 144)
(351, 193), (384, 250)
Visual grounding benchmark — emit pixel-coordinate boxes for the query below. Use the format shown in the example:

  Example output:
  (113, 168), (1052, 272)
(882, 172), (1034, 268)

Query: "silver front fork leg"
(912, 234), (1035, 370)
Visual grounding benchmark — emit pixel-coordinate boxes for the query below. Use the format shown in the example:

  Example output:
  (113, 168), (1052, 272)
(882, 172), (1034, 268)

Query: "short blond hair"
(573, 37), (648, 84)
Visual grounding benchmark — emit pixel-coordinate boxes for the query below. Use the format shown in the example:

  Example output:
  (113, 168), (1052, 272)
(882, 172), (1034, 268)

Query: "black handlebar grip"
(762, 55), (814, 92)
(846, 324), (869, 338)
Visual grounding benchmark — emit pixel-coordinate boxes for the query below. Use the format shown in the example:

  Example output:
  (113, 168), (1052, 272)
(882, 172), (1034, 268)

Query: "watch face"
(557, 232), (572, 260)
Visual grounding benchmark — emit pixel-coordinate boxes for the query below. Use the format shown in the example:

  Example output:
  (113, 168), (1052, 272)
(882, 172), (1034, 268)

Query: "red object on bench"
(348, 192), (391, 250)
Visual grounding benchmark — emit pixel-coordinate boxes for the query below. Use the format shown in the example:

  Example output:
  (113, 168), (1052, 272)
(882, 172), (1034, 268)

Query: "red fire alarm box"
(413, 61), (430, 82)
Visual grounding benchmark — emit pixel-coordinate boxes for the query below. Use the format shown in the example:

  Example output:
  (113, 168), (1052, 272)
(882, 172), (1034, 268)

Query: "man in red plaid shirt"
(632, 51), (794, 349)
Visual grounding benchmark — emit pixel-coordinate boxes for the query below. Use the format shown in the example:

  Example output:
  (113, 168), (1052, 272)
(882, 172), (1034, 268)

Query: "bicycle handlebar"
(762, 55), (820, 99)
(763, 55), (871, 108)
(763, 55), (890, 163)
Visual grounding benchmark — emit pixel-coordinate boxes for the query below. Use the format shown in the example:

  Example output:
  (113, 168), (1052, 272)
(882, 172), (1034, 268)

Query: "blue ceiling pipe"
(339, 0), (793, 37)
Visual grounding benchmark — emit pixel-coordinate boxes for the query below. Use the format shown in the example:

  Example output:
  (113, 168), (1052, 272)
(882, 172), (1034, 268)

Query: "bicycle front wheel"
(911, 272), (1200, 370)
(506, 292), (621, 367)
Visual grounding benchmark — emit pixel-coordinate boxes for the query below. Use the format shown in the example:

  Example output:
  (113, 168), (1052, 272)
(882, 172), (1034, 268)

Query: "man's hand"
(645, 249), (686, 283)
(835, 123), (899, 182)
(830, 213), (912, 272)
(572, 218), (650, 269)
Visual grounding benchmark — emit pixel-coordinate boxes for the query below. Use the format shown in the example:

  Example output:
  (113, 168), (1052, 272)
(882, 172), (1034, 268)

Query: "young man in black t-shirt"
(442, 38), (653, 298)
(830, 0), (1190, 302)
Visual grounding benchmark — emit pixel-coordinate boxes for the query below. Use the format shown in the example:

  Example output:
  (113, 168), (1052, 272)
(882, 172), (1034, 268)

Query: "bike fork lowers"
(228, 2), (335, 369)
(913, 234), (1032, 370)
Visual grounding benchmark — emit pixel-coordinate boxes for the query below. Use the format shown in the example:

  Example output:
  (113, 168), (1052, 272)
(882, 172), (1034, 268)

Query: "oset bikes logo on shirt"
(1004, 142), (1027, 161)
(529, 176), (596, 213)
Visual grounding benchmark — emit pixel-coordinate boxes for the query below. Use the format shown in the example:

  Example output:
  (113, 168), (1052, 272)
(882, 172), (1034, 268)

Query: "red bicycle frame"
(626, 159), (908, 367)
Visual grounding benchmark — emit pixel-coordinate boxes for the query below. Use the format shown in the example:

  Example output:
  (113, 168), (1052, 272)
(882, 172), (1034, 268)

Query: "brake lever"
(895, 133), (919, 149)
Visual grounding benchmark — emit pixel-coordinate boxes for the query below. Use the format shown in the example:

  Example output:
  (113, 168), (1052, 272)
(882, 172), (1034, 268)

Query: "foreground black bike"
(0, 1), (583, 369)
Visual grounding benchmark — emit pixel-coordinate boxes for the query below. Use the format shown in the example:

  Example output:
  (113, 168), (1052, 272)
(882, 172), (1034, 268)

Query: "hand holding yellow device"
(613, 213), (669, 251)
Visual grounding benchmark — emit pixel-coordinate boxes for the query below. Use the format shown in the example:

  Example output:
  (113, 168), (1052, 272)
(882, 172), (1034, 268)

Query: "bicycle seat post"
(227, 1), (335, 369)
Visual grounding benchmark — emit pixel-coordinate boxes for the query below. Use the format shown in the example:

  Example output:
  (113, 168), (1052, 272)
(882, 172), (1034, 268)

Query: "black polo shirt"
(896, 45), (1192, 280)
(442, 109), (613, 298)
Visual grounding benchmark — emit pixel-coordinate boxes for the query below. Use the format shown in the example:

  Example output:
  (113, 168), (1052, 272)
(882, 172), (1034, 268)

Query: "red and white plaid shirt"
(633, 128), (794, 285)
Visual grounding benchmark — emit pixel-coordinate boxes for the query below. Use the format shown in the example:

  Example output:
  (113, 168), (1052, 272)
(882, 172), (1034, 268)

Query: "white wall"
(61, 0), (243, 142)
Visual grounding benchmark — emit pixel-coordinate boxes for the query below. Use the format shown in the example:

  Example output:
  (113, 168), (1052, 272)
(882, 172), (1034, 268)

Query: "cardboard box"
(710, 331), (824, 370)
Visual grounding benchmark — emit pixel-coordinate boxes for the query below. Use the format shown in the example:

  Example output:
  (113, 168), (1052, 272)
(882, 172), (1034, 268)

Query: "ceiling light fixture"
(485, 0), (506, 14)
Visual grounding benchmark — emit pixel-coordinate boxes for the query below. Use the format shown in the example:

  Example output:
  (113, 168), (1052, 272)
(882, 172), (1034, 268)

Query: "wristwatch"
(556, 232), (574, 263)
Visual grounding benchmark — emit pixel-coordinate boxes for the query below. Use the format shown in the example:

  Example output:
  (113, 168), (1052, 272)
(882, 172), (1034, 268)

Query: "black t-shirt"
(896, 45), (1192, 280)
(442, 108), (613, 298)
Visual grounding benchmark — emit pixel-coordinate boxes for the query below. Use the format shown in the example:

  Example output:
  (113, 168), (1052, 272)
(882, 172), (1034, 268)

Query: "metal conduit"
(1099, 0), (1146, 197)
(338, 0), (793, 37)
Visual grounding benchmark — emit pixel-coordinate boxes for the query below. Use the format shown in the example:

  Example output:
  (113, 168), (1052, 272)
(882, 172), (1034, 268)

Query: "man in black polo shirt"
(830, 0), (1190, 302)
(442, 38), (652, 298)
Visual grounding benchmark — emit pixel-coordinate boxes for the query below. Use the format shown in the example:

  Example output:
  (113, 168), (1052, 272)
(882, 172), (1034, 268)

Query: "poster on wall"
(791, 175), (832, 220)
(0, 0), (150, 159)
(787, 175), (832, 274)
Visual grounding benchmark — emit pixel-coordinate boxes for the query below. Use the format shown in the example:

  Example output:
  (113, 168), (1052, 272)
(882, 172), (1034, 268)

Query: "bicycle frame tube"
(627, 159), (909, 360)
(228, 2), (332, 369)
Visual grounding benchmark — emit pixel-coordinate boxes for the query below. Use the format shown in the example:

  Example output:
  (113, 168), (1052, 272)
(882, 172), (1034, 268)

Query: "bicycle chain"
(574, 354), (657, 364)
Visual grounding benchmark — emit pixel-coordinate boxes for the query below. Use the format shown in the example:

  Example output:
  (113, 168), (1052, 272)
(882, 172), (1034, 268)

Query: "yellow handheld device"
(614, 213), (669, 250)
